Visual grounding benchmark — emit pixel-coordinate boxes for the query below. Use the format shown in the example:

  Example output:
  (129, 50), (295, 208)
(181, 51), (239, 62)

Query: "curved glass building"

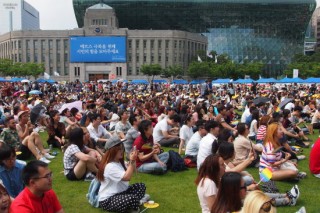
(73, 0), (316, 76)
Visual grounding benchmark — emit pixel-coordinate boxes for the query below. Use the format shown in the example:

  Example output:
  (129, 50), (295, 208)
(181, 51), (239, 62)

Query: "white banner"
(293, 69), (299, 78)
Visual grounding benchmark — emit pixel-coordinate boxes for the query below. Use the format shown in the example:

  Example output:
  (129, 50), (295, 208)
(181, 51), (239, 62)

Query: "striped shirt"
(259, 142), (282, 172)
(256, 125), (267, 141)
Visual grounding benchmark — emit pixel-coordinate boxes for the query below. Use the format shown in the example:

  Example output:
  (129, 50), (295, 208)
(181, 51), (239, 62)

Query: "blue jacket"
(0, 161), (25, 198)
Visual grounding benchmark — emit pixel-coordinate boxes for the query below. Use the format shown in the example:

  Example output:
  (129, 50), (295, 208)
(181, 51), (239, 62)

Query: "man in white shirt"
(197, 120), (220, 170)
(185, 120), (208, 159)
(87, 113), (112, 148)
(153, 114), (181, 147)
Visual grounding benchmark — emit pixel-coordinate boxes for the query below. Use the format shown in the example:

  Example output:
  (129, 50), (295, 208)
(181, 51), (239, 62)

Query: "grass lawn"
(39, 132), (319, 213)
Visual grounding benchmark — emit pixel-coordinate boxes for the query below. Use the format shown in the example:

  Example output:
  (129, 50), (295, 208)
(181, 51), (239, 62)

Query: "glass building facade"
(73, 0), (316, 76)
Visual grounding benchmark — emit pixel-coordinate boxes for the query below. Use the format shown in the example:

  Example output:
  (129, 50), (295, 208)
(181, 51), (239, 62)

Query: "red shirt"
(310, 138), (320, 175)
(133, 135), (154, 168)
(10, 188), (62, 213)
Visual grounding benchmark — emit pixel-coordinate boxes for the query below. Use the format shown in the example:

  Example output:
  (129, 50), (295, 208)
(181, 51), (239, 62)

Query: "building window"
(56, 40), (61, 50)
(74, 67), (80, 76)
(128, 53), (132, 62)
(136, 55), (139, 62)
(136, 67), (140, 75)
(64, 53), (68, 61)
(57, 53), (60, 62)
(151, 53), (154, 62)
(143, 53), (147, 62)
(41, 40), (45, 50)
(116, 67), (122, 76)
(34, 53), (38, 62)
(174, 40), (177, 48)
(26, 40), (30, 50)
(128, 67), (132, 75)
(136, 40), (139, 49)
(143, 40), (147, 49)
(158, 40), (162, 49)
(166, 56), (168, 62)
(128, 40), (132, 49)
(64, 39), (68, 51)
(151, 40), (154, 49)
(34, 40), (38, 50)
(158, 55), (161, 62)
(18, 40), (21, 48)
(49, 40), (53, 49)
(165, 40), (169, 49)
(41, 53), (45, 62)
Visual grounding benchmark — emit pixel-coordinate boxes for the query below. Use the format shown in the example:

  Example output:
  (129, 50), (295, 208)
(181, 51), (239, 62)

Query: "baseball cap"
(104, 136), (126, 151)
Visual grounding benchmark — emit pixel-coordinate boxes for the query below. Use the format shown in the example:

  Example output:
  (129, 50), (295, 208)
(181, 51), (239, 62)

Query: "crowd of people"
(0, 79), (319, 212)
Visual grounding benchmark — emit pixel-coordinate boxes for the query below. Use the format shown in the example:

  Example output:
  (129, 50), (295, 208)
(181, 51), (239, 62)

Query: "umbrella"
(21, 79), (30, 83)
(58, 101), (83, 113)
(29, 90), (42, 95)
(13, 91), (24, 97)
(279, 98), (293, 109)
(30, 103), (47, 124)
(253, 97), (271, 105)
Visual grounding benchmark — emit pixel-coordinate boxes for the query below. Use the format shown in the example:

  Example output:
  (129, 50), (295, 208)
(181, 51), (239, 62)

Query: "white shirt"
(179, 125), (193, 147)
(87, 123), (112, 142)
(185, 131), (202, 156)
(248, 119), (257, 137)
(153, 118), (171, 142)
(241, 108), (250, 123)
(98, 162), (128, 201)
(197, 133), (217, 170)
(284, 102), (295, 111)
(197, 178), (218, 213)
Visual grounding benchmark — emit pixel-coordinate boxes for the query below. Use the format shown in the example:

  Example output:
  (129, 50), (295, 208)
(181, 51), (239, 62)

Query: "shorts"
(17, 144), (32, 160)
(66, 168), (86, 181)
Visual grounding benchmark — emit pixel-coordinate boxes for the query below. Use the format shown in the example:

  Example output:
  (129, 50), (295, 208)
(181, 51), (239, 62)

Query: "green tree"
(140, 64), (162, 82)
(187, 61), (210, 79)
(161, 65), (183, 79)
(0, 59), (13, 76)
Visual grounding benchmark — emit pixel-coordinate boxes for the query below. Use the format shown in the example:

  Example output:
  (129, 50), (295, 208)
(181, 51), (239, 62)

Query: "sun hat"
(105, 136), (126, 151)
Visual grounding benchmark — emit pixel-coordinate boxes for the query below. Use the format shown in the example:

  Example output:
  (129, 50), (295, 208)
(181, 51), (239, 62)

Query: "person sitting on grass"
(241, 190), (276, 213)
(0, 115), (52, 164)
(63, 127), (101, 182)
(0, 143), (24, 198)
(124, 115), (141, 159)
(179, 115), (195, 155)
(97, 135), (146, 213)
(10, 160), (64, 213)
(259, 122), (306, 181)
(47, 110), (66, 149)
(195, 154), (225, 213)
(133, 120), (169, 175)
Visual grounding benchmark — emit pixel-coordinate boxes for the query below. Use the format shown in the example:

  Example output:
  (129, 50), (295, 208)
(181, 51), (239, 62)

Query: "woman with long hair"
(63, 127), (100, 181)
(133, 120), (169, 174)
(195, 154), (225, 213)
(248, 109), (260, 141)
(210, 172), (247, 213)
(97, 136), (146, 212)
(260, 123), (302, 180)
(47, 110), (66, 148)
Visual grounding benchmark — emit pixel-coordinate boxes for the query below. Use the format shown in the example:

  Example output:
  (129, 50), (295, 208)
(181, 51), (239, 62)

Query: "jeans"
(138, 152), (169, 175)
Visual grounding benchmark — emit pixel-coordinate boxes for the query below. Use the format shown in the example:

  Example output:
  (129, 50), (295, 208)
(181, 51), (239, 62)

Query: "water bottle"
(49, 144), (52, 151)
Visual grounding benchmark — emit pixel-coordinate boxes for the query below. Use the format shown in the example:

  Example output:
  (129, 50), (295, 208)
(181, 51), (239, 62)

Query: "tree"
(140, 64), (162, 82)
(161, 65), (183, 79)
(187, 61), (210, 79)
(0, 59), (13, 76)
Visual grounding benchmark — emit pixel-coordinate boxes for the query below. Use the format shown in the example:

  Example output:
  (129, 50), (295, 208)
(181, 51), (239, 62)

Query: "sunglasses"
(261, 198), (275, 212)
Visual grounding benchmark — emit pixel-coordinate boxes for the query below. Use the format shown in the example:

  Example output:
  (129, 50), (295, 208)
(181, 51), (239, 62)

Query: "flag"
(197, 55), (202, 62)
(215, 55), (218, 63)
(54, 71), (60, 76)
(44, 72), (50, 79)
(206, 51), (213, 58)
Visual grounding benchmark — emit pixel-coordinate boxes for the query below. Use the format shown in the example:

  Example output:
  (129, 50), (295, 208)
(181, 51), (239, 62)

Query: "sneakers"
(297, 155), (306, 160)
(44, 153), (55, 159)
(39, 157), (51, 164)
(84, 172), (95, 182)
(297, 172), (307, 180)
(296, 206), (306, 213)
(139, 194), (150, 205)
(287, 185), (300, 206)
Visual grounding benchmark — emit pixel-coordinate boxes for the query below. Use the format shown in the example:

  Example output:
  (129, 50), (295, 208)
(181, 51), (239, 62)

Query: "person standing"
(10, 160), (64, 213)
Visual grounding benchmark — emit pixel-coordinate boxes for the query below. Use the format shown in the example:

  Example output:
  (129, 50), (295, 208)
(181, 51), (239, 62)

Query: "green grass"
(38, 132), (319, 213)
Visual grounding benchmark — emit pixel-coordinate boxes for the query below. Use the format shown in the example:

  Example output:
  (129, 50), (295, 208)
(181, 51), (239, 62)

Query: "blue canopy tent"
(172, 79), (188, 84)
(278, 77), (292, 83)
(190, 79), (205, 85)
(36, 78), (55, 84)
(255, 78), (278, 83)
(291, 77), (305, 83)
(279, 77), (304, 84)
(131, 79), (149, 84)
(152, 79), (167, 83)
(111, 79), (128, 84)
(304, 77), (320, 83)
(212, 78), (231, 84)
(0, 77), (8, 82)
(10, 77), (26, 82)
(234, 78), (255, 84)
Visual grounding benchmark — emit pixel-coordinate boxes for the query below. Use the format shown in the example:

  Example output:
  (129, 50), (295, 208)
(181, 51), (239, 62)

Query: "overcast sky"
(26, 0), (320, 30)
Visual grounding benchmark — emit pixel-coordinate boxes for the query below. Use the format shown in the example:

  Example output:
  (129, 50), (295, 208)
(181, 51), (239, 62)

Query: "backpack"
(86, 178), (101, 208)
(167, 150), (188, 172)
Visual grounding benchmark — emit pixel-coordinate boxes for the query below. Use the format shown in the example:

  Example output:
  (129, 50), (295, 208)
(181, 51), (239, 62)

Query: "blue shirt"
(0, 161), (25, 198)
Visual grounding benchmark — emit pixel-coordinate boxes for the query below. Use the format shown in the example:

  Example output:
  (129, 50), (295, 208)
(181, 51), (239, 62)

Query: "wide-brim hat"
(105, 136), (126, 151)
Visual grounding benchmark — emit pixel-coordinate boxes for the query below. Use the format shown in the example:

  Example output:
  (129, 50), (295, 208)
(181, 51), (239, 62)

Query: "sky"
(26, 0), (320, 30)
